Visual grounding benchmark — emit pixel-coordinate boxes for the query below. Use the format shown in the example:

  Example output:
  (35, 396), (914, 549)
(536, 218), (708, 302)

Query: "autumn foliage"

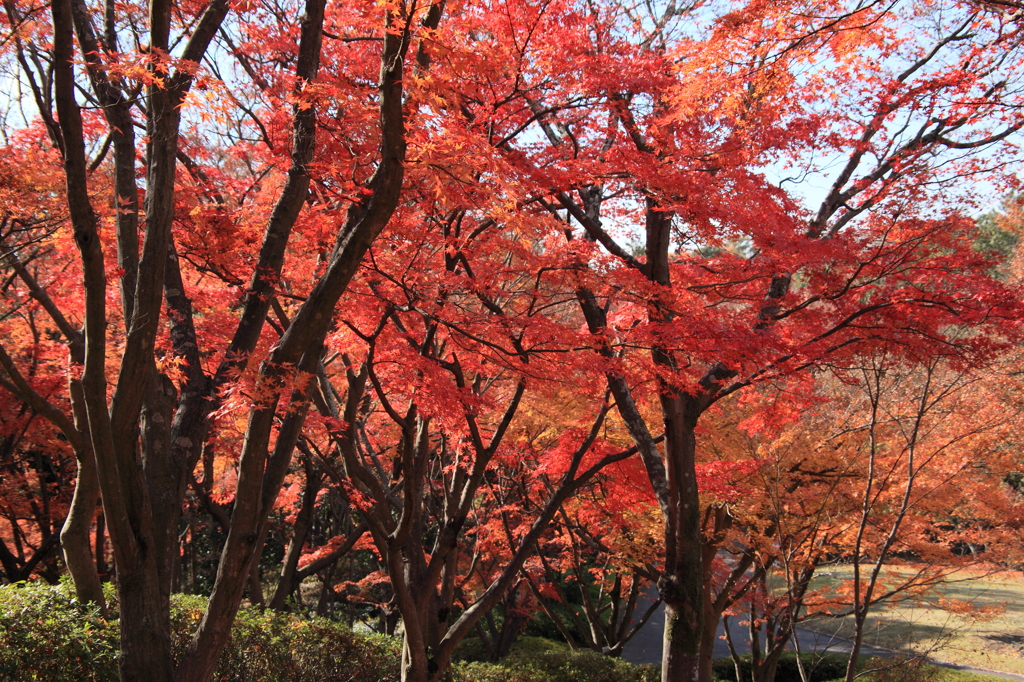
(2, 1), (1024, 682)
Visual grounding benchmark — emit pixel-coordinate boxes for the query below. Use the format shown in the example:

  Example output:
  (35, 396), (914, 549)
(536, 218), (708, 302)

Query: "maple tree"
(461, 388), (666, 657)
(0, 153), (68, 584)
(0, 391), (72, 585)
(816, 356), (1024, 682)
(293, 288), (639, 681)
(1, 0), (426, 677)
(1, 1), (1024, 682)
(266, 452), (368, 613)
(475, 1), (1024, 679)
(0, 137), (102, 599)
(697, 354), (1024, 682)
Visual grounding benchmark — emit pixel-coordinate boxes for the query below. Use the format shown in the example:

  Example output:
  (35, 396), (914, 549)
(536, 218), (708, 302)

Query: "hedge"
(710, 652), (849, 682)
(0, 582), (658, 682)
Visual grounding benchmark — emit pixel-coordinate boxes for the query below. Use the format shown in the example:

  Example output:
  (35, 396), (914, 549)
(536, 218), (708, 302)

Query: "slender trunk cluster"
(23, 0), (422, 677)
(2, 3), (1022, 682)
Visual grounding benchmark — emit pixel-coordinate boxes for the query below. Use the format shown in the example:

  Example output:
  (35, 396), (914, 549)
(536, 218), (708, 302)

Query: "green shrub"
(464, 637), (659, 682)
(0, 584), (658, 682)
(0, 583), (400, 682)
(453, 636), (493, 663)
(169, 594), (402, 682)
(710, 652), (849, 682)
(452, 661), (546, 682)
(0, 582), (118, 682)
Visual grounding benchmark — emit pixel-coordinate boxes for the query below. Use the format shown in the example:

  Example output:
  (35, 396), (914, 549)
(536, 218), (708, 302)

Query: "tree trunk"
(116, 561), (174, 682)
(394, 473), (434, 682)
(575, 285), (705, 682)
(50, 0), (177, 677)
(95, 505), (107, 578)
(663, 601), (702, 682)
(59, 447), (105, 608)
(397, 544), (434, 682)
(843, 611), (867, 682)
(658, 395), (704, 682)
(247, 536), (266, 609)
(402, 631), (433, 682)
(142, 369), (181, 602)
(697, 606), (721, 682)
(61, 378), (105, 608)
(269, 457), (321, 610)
(757, 651), (783, 682)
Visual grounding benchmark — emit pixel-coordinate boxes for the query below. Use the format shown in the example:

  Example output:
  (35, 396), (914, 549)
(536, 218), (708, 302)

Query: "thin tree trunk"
(59, 446), (105, 608)
(95, 505), (106, 578)
(247, 551), (265, 608)
(61, 378), (104, 607)
(269, 457), (321, 610)
(843, 611), (868, 682)
(724, 617), (745, 682)
(315, 565), (336, 617)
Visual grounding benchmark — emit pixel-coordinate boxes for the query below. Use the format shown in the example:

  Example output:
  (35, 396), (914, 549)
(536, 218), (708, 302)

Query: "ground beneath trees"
(620, 596), (891, 666)
(622, 570), (1024, 681)
(801, 568), (1024, 679)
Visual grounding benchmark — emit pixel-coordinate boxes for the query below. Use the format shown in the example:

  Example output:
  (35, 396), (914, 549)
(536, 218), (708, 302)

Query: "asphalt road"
(620, 607), (894, 666)
(619, 595), (1024, 681)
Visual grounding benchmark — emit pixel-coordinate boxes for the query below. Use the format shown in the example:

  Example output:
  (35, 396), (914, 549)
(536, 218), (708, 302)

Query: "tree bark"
(659, 397), (704, 682)
(141, 369), (180, 603)
(59, 442), (105, 608)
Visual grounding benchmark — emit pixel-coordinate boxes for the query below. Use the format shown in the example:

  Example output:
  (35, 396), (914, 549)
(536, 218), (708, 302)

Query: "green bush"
(0, 581), (118, 682)
(1, 583), (400, 682)
(169, 594), (402, 682)
(0, 584), (658, 682)
(453, 661), (547, 682)
(453, 636), (493, 663)
(456, 637), (658, 682)
(710, 652), (849, 682)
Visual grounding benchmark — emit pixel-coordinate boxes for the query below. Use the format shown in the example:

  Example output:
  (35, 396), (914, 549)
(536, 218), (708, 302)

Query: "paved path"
(619, 595), (1024, 681)
(620, 617), (892, 666)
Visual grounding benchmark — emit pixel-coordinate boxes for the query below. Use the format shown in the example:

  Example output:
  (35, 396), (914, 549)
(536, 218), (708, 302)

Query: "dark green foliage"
(170, 594), (402, 682)
(0, 582), (400, 682)
(710, 652), (849, 682)
(454, 637), (658, 682)
(520, 583), (588, 643)
(180, 512), (228, 596)
(974, 201), (1021, 280)
(454, 636), (494, 662)
(0, 585), (659, 682)
(974, 212), (1019, 262)
(0, 581), (118, 682)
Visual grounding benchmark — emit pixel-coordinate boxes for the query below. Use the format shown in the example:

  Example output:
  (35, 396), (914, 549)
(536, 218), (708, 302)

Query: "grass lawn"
(892, 666), (1019, 682)
(938, 670), (1024, 682)
(800, 567), (1024, 677)
(859, 660), (1016, 682)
